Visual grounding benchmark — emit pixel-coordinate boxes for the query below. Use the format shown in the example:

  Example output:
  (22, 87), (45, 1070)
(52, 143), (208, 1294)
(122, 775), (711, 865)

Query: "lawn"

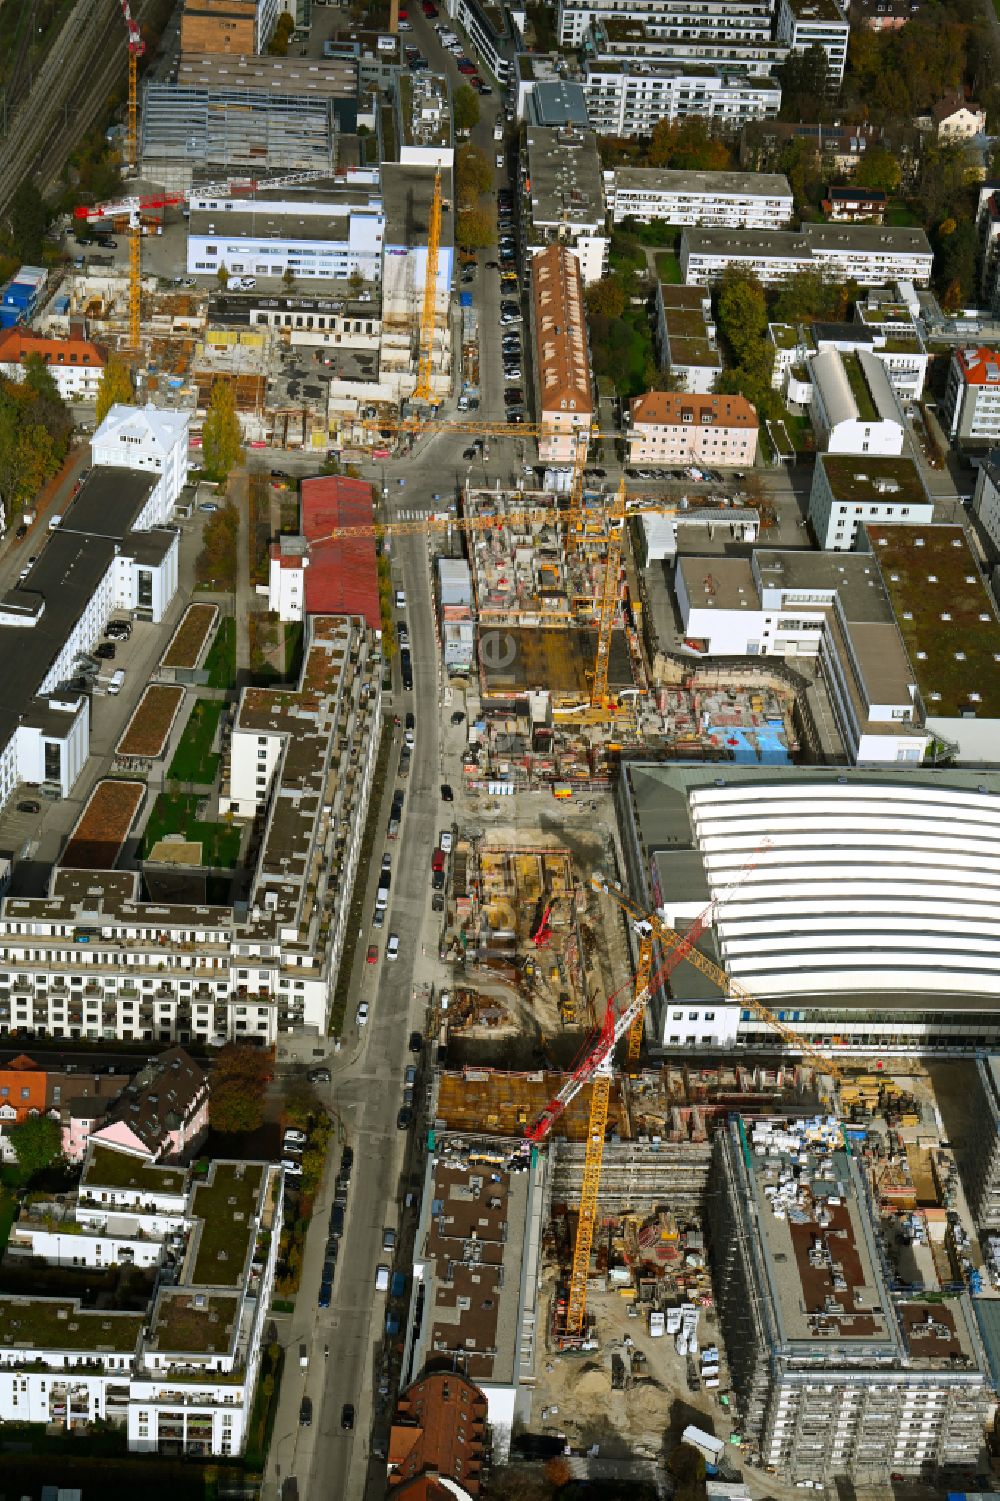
(143, 792), (242, 868)
(654, 250), (682, 284)
(592, 304), (656, 399)
(168, 698), (224, 784)
(609, 231), (646, 275)
(203, 616), (237, 690)
(885, 200), (921, 227)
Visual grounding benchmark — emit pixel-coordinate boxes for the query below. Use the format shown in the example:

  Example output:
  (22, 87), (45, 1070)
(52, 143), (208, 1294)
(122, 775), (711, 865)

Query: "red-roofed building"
(0, 328), (105, 399)
(0, 1055), (49, 1155)
(388, 1372), (488, 1495)
(942, 346), (1000, 444)
(267, 476), (382, 628)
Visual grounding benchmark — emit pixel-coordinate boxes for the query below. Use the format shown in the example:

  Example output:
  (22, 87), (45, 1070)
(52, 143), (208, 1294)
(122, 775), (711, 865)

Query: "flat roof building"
(681, 223), (933, 287)
(710, 1114), (990, 1484)
(808, 451), (932, 550)
(606, 167), (793, 229)
(942, 346), (1000, 446)
(809, 347), (905, 458)
(523, 125), (607, 285)
(400, 1134), (546, 1459)
(179, 0), (276, 55)
(654, 283), (722, 393)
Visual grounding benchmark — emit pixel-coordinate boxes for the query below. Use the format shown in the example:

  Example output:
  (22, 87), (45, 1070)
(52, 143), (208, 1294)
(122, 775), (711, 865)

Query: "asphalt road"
(266, 527), (445, 1501)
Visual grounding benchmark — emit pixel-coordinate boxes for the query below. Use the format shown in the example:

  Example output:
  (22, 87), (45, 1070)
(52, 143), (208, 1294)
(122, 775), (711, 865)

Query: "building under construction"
(708, 1114), (991, 1485)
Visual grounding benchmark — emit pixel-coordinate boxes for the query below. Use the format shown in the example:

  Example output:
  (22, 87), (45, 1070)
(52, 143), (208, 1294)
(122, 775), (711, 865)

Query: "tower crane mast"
(412, 166), (443, 406)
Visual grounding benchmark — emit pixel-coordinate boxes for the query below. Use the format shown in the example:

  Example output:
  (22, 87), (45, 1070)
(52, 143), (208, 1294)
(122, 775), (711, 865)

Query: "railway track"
(0, 0), (163, 217)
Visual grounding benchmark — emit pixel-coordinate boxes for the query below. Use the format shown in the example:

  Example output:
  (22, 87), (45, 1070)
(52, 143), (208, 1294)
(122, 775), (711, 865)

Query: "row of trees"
(0, 356), (73, 518)
(715, 268), (782, 421)
(456, 142), (496, 251)
(599, 117), (734, 173)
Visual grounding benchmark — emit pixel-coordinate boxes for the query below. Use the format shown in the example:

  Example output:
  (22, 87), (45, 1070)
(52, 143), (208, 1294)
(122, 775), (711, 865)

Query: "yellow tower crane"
(411, 167), (444, 406)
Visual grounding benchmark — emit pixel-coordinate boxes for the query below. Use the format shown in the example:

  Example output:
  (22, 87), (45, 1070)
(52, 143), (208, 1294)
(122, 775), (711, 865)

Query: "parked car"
(396, 1105), (414, 1130)
(366, 942), (379, 964)
(17, 801), (40, 815)
(386, 933), (400, 961)
(440, 831), (453, 853)
(308, 1067), (331, 1084)
(440, 783), (454, 802)
(95, 642), (116, 660)
(356, 1001), (370, 1026)
(341, 1403), (355, 1431)
(408, 1030), (423, 1053)
(284, 1128), (307, 1148)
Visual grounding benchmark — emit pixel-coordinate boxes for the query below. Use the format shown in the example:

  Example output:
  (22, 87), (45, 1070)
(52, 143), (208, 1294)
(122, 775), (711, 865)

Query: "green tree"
(935, 217), (979, 303)
(777, 44), (830, 122)
(772, 271), (848, 325)
(525, 1), (556, 49)
(586, 275), (626, 319)
(855, 144), (902, 195)
(5, 181), (48, 264)
(453, 83), (481, 134)
(202, 380), (244, 483)
(95, 356), (134, 427)
(210, 1078), (264, 1134)
(716, 267), (768, 362)
(457, 206), (495, 250)
(456, 143), (493, 203)
(267, 11), (294, 54)
(216, 263), (230, 290)
(215, 1042), (273, 1085)
(778, 137), (823, 215)
(9, 1115), (61, 1177)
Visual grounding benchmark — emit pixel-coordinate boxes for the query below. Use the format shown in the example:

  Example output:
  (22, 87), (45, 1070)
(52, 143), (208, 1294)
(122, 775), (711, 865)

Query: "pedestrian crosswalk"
(393, 508), (452, 520)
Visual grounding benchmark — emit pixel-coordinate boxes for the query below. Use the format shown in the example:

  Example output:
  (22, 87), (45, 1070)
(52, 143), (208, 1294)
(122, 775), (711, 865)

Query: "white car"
(440, 830), (453, 853)
(404, 729), (415, 749)
(284, 1128), (307, 1148)
(356, 1001), (370, 1026)
(281, 1158), (303, 1176)
(386, 934), (400, 962)
(496, 154), (505, 169)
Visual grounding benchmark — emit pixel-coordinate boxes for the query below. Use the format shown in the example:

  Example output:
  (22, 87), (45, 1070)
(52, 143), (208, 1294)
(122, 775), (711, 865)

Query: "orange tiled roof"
(388, 1372), (488, 1495)
(953, 347), (1000, 387)
(630, 389), (758, 429)
(532, 244), (592, 418)
(0, 327), (104, 370)
(0, 1064), (47, 1122)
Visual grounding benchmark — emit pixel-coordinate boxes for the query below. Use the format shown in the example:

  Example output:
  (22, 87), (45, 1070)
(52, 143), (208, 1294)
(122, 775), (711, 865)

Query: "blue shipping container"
(3, 283), (35, 307)
(460, 292), (473, 307)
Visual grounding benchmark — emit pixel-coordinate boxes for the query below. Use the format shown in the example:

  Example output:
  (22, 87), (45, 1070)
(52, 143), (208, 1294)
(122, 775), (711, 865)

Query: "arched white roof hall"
(689, 780), (1000, 1000)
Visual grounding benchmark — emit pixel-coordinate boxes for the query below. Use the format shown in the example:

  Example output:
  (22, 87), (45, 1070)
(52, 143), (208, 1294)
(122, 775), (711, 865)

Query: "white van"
(48, 513), (62, 531)
(375, 1264), (390, 1292)
(107, 669), (125, 696)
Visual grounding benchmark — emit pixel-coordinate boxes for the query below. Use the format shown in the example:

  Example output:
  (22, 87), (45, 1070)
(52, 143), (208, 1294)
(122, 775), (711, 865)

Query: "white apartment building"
(447, 0), (512, 82)
(606, 167), (793, 228)
(628, 390), (758, 467)
(775, 0), (850, 88)
(0, 614), (380, 1044)
(558, 0), (774, 50)
(0, 1143), (282, 1458)
(809, 348), (905, 457)
(92, 404), (190, 516)
(770, 316), (927, 404)
(942, 346), (1000, 444)
(0, 329), (105, 400)
(186, 184), (386, 283)
(809, 452), (932, 551)
(582, 61), (781, 136)
(524, 125), (608, 286)
(681, 224), (934, 286)
(674, 548), (927, 764)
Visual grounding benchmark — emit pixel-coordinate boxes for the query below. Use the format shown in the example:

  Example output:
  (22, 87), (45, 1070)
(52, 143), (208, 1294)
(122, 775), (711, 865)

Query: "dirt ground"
(447, 806), (632, 1067)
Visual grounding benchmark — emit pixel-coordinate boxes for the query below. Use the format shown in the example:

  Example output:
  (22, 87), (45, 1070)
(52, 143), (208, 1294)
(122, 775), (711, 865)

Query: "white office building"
(186, 182), (386, 283)
(558, 0), (774, 50)
(0, 1143), (282, 1458)
(674, 548), (927, 764)
(606, 167), (793, 228)
(808, 452), (932, 551)
(524, 125), (608, 285)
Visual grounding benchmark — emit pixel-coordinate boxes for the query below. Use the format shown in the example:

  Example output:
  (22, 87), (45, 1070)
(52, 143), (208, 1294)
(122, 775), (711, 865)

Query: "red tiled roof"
(301, 476), (381, 629)
(0, 1063), (47, 1122)
(0, 327), (105, 369)
(630, 390), (757, 428)
(388, 1372), (488, 1495)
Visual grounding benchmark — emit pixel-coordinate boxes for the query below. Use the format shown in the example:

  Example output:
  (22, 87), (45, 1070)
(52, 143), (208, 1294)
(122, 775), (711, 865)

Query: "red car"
(422, 1), (438, 13)
(366, 943), (379, 964)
